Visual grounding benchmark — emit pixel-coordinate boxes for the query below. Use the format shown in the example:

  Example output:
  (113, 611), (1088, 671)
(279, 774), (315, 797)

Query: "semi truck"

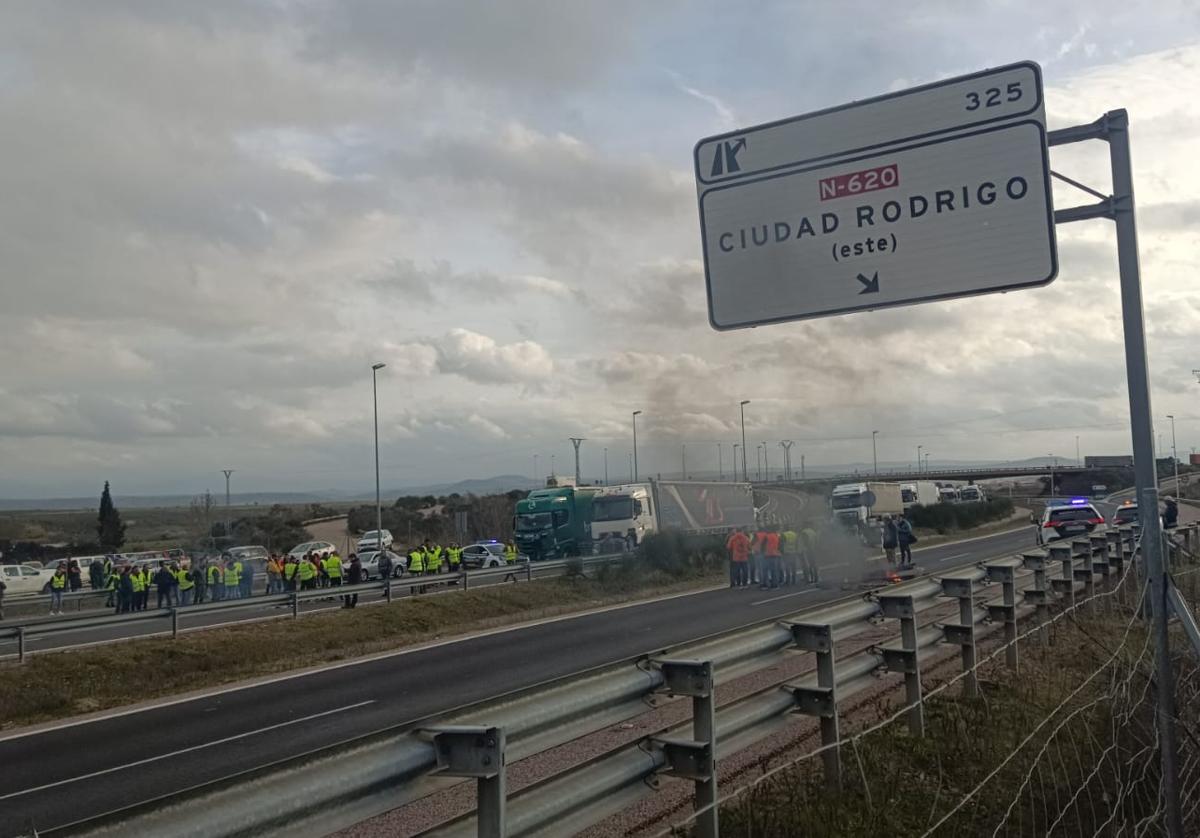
(900, 481), (940, 508)
(589, 480), (756, 550)
(513, 484), (599, 561)
(830, 481), (905, 527)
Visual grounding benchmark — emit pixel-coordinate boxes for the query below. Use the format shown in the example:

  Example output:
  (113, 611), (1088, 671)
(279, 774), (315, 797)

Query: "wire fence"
(652, 527), (1200, 838)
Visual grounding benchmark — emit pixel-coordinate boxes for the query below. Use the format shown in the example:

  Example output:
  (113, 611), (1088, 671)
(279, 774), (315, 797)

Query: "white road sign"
(694, 61), (1057, 330)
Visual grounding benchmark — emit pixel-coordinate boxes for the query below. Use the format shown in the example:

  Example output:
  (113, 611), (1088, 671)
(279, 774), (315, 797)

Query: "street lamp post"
(717, 443), (723, 480)
(1048, 454), (1057, 498)
(603, 447), (609, 486)
(1168, 414), (1180, 494)
(739, 400), (750, 482)
(917, 445), (923, 475)
(780, 440), (794, 481)
(221, 469), (234, 541)
(872, 430), (879, 476)
(681, 443), (687, 479)
(371, 363), (386, 554)
(733, 444), (741, 482)
(761, 441), (769, 481)
(1075, 435), (1081, 466)
(632, 410), (642, 482)
(924, 452), (930, 473)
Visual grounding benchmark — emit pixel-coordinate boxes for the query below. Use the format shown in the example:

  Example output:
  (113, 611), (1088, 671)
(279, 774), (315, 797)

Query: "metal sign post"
(1049, 110), (1181, 837)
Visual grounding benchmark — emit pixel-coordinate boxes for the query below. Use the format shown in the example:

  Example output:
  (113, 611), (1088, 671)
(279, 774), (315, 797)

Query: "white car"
(356, 529), (394, 552)
(1035, 500), (1105, 546)
(1, 563), (58, 595)
(287, 541), (336, 561)
(356, 550), (406, 580)
(460, 541), (508, 569)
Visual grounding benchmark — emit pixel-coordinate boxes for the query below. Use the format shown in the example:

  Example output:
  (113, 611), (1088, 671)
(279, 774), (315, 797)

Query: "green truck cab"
(513, 486), (597, 560)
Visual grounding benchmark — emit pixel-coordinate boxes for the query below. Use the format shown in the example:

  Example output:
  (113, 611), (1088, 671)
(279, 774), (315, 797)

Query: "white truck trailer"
(830, 481), (905, 527)
(900, 481), (941, 508)
(590, 480), (756, 550)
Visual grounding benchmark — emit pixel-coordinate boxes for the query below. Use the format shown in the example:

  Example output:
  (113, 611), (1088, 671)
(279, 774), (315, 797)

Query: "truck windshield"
(961, 489), (979, 499)
(901, 488), (917, 503)
(515, 513), (552, 531)
(593, 496), (634, 521)
(831, 493), (864, 510)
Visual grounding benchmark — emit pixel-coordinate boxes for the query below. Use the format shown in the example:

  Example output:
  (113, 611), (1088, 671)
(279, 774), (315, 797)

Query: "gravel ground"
(336, 585), (981, 838)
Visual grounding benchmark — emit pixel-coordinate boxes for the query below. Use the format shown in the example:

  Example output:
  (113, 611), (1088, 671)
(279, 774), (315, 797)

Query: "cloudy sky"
(3, 1), (1200, 498)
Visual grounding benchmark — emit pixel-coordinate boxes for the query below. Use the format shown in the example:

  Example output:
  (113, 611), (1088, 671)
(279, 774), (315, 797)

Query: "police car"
(1111, 501), (1140, 528)
(1035, 498), (1105, 546)
(460, 541), (508, 569)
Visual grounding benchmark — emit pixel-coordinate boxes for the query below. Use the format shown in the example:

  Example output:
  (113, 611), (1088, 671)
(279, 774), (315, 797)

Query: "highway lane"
(0, 524), (1038, 837)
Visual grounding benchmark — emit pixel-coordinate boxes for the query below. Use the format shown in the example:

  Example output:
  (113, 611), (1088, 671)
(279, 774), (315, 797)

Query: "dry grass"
(0, 568), (723, 729)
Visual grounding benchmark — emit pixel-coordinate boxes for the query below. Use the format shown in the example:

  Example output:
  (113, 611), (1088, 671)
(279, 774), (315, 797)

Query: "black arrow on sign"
(856, 271), (880, 294)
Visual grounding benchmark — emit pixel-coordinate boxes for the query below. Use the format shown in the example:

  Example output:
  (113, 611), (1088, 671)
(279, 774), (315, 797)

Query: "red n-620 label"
(819, 163), (899, 201)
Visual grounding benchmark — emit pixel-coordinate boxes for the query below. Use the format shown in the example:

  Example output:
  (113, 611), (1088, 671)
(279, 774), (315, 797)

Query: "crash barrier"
(58, 522), (1199, 838)
(0, 553), (626, 662)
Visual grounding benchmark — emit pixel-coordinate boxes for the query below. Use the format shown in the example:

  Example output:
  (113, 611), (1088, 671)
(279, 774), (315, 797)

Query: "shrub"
(907, 497), (1015, 534)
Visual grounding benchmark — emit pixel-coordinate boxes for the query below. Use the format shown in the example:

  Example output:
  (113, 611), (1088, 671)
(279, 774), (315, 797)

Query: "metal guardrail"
(58, 522), (1200, 838)
(0, 553), (626, 661)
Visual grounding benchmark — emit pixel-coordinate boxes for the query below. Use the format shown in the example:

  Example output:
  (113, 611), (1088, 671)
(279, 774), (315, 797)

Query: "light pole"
(801, 453), (806, 480)
(717, 443), (723, 480)
(681, 443), (687, 479)
(371, 363), (385, 553)
(732, 443), (740, 481)
(603, 447), (608, 486)
(924, 452), (930, 473)
(628, 452), (634, 482)
(871, 430), (879, 476)
(632, 411), (642, 482)
(1167, 414), (1179, 494)
(533, 454), (539, 483)
(1075, 434), (1081, 466)
(761, 441), (769, 481)
(780, 440), (794, 481)
(739, 400), (750, 482)
(917, 445), (923, 475)
(569, 437), (586, 485)
(1048, 454), (1056, 498)
(221, 469), (234, 541)
(756, 444), (762, 480)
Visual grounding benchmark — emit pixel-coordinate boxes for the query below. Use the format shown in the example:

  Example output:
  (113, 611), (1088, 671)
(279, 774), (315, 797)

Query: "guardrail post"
(291, 592), (299, 619)
(940, 577), (978, 697)
(17, 627), (25, 663)
(654, 659), (718, 838)
(526, 558), (532, 583)
(1106, 529), (1125, 577)
(788, 622), (841, 789)
(1022, 552), (1051, 644)
(171, 607), (179, 638)
(877, 593), (924, 736)
(1049, 544), (1075, 611)
(985, 564), (1018, 671)
(423, 726), (507, 838)
(462, 568), (469, 591)
(1072, 538), (1096, 613)
(384, 576), (392, 603)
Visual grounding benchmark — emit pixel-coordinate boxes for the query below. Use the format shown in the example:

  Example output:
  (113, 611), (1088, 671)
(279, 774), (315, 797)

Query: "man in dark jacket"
(155, 562), (177, 608)
(896, 514), (916, 568)
(882, 516), (899, 565)
(89, 558), (104, 590)
(344, 555), (363, 608)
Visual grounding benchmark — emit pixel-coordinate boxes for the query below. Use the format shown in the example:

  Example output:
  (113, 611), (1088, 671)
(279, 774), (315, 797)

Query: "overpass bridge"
(757, 464), (1114, 487)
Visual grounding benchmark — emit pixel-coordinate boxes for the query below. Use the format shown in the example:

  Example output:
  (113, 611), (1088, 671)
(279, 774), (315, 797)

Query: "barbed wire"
(652, 538), (1150, 837)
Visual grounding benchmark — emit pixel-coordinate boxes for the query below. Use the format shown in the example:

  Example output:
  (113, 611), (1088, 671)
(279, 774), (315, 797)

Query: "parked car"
(287, 541), (337, 561)
(357, 549), (406, 580)
(356, 529), (394, 552)
(223, 545), (270, 576)
(1035, 500), (1105, 546)
(1, 563), (58, 595)
(460, 541), (508, 569)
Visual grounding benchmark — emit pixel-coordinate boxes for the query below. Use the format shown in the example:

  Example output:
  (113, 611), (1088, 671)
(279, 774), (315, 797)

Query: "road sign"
(694, 61), (1057, 330)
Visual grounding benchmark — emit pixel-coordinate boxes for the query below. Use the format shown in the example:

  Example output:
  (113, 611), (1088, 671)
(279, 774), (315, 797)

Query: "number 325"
(965, 82), (1022, 110)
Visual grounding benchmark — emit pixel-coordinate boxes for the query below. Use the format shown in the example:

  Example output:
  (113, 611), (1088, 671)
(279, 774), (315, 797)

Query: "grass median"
(0, 560), (725, 730)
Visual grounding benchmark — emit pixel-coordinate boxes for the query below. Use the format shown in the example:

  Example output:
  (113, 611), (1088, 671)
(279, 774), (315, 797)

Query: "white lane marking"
(0, 700), (375, 801)
(752, 588), (823, 606)
(0, 583), (726, 742)
(935, 553), (971, 564)
(910, 524), (1028, 554)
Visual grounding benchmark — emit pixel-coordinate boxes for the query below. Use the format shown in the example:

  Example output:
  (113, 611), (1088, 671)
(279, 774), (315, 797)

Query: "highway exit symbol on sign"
(694, 61), (1058, 330)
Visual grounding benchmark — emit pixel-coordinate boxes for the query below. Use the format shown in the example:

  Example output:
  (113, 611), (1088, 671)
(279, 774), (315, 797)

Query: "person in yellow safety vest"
(49, 566), (68, 615)
(324, 553), (344, 587)
(297, 555), (317, 590)
(224, 559), (241, 600)
(780, 526), (800, 587)
(430, 543), (444, 574)
(176, 565), (195, 606)
(105, 566), (120, 608)
(283, 557), (299, 592)
(419, 540), (436, 575)
(208, 561), (225, 602)
(447, 543), (462, 571)
(408, 547), (424, 575)
(504, 542), (518, 565)
(130, 567), (145, 612)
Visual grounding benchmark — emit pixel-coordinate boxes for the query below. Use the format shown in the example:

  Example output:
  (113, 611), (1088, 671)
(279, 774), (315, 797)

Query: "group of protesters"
(725, 523), (820, 590)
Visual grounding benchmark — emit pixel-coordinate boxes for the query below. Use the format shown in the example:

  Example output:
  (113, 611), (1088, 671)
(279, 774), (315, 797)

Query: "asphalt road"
(0, 523), (1040, 836)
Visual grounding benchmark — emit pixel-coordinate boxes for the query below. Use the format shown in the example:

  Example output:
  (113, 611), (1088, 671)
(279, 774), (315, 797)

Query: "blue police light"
(1069, 497), (1089, 505)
